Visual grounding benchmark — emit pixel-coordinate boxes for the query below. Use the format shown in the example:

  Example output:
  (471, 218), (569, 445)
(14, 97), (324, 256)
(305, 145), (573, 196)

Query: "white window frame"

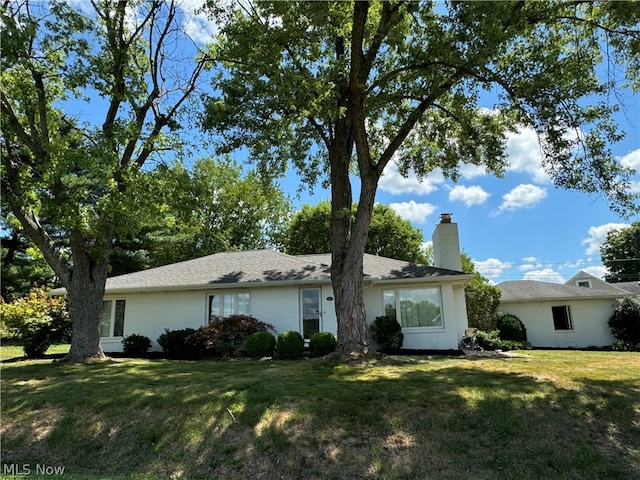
(383, 286), (444, 330)
(101, 299), (126, 338)
(551, 305), (574, 331)
(576, 280), (591, 288)
(208, 291), (251, 322)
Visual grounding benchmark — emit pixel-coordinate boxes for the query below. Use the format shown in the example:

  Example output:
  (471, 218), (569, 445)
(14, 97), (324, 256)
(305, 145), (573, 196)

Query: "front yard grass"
(1, 350), (639, 479)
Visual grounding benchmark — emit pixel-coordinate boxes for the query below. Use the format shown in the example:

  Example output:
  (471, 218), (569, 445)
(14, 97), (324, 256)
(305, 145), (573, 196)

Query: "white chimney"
(432, 213), (462, 271)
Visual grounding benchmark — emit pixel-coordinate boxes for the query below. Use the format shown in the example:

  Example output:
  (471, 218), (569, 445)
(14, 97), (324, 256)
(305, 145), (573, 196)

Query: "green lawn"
(1, 350), (639, 480)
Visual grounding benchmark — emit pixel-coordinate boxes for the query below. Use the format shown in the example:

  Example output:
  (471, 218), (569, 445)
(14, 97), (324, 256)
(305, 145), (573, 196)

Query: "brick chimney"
(432, 213), (462, 271)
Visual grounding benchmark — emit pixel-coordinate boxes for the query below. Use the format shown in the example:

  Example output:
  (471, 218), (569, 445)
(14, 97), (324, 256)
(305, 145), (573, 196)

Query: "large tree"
(203, 1), (639, 353)
(1, 1), (211, 361)
(109, 157), (292, 275)
(284, 201), (428, 264)
(601, 221), (640, 283)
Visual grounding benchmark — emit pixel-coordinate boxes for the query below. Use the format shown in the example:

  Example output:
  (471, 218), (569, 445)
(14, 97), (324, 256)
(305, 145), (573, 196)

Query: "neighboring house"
(497, 271), (639, 348)
(82, 215), (472, 352)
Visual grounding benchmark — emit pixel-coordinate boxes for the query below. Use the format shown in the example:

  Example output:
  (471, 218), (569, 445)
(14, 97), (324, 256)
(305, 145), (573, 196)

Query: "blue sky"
(285, 111), (639, 284)
(68, 1), (640, 284)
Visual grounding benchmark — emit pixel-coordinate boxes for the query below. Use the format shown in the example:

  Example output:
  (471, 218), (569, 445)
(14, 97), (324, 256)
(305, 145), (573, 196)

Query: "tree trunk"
(329, 143), (377, 354)
(61, 237), (110, 362)
(64, 265), (109, 361)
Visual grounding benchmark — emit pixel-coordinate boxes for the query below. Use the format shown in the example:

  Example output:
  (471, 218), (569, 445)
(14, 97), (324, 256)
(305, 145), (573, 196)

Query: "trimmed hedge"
(370, 315), (403, 352)
(608, 296), (640, 346)
(122, 334), (152, 357)
(157, 328), (197, 359)
(277, 331), (305, 359)
(496, 313), (527, 341)
(246, 331), (276, 357)
(309, 332), (337, 357)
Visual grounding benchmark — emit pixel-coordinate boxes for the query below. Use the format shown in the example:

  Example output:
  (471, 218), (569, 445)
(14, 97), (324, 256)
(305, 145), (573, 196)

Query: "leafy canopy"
(600, 221), (640, 283)
(284, 201), (428, 264)
(204, 0), (640, 216)
(110, 158), (292, 274)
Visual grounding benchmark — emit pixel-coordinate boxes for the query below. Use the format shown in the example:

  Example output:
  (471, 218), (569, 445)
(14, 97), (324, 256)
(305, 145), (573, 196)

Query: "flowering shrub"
(1, 287), (70, 357)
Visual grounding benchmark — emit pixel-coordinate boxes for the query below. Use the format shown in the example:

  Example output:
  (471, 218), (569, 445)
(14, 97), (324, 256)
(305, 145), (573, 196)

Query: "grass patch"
(0, 343), (70, 361)
(1, 350), (639, 479)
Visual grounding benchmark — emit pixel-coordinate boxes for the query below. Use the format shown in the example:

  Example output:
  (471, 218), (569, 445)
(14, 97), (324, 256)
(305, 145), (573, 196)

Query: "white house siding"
(498, 299), (615, 348)
(102, 290), (209, 352)
(102, 284), (339, 353)
(363, 282), (466, 350)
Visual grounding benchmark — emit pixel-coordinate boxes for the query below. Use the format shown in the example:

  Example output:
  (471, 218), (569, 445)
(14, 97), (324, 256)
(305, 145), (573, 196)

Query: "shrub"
(157, 328), (197, 359)
(0, 287), (70, 358)
(246, 331), (276, 358)
(476, 330), (530, 351)
(122, 334), (152, 357)
(496, 313), (527, 341)
(475, 330), (503, 350)
(187, 315), (275, 358)
(612, 340), (640, 352)
(370, 315), (403, 352)
(309, 332), (337, 357)
(277, 331), (304, 359)
(608, 296), (640, 345)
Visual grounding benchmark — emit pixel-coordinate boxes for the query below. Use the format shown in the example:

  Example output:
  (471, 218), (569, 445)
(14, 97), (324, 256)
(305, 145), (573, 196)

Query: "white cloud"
(523, 268), (564, 283)
(620, 148), (640, 170)
(388, 201), (436, 224)
(629, 181), (640, 194)
(505, 127), (550, 183)
(458, 163), (488, 179)
(582, 265), (607, 279)
(180, 0), (223, 44)
(448, 185), (490, 206)
(519, 257), (544, 272)
(499, 184), (548, 211)
(379, 161), (445, 195)
(474, 258), (511, 280)
(581, 223), (629, 256)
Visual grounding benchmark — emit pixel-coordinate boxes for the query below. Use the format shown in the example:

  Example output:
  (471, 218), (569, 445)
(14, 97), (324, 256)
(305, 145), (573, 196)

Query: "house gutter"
(499, 293), (623, 303)
(50, 272), (473, 296)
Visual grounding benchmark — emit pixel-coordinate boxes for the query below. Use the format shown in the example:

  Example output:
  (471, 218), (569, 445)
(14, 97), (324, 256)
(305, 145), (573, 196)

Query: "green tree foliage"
(109, 158), (291, 275)
(203, 1), (639, 353)
(1, 213), (56, 301)
(601, 221), (640, 283)
(284, 201), (428, 263)
(0, 287), (70, 357)
(460, 253), (502, 332)
(1, 1), (211, 360)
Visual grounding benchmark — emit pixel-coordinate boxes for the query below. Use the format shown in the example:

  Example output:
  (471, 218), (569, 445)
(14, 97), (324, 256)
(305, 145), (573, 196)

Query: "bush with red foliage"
(186, 315), (275, 358)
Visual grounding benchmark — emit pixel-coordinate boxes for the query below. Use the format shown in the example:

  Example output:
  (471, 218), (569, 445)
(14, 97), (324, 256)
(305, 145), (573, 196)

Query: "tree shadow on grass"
(1, 358), (638, 479)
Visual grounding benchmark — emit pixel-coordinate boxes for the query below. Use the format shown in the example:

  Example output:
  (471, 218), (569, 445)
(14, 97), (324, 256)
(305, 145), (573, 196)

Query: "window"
(383, 288), (442, 328)
(209, 292), (250, 321)
(576, 280), (591, 288)
(552, 305), (573, 330)
(101, 300), (125, 337)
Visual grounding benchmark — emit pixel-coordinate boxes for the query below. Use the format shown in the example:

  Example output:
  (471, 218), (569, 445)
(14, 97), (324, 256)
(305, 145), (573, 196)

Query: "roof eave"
(500, 294), (623, 303)
(372, 273), (474, 286)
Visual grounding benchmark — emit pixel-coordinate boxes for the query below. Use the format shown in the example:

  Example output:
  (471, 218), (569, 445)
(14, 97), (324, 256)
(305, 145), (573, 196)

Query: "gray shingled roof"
(94, 249), (470, 294)
(615, 281), (640, 295)
(498, 280), (628, 302)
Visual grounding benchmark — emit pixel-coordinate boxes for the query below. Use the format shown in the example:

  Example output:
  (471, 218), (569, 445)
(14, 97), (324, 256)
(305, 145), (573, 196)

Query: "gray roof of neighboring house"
(86, 249), (470, 294)
(498, 280), (629, 303)
(615, 281), (640, 295)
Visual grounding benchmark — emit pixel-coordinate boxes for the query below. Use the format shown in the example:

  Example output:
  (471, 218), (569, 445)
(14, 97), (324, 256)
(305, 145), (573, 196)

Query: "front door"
(300, 288), (322, 340)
